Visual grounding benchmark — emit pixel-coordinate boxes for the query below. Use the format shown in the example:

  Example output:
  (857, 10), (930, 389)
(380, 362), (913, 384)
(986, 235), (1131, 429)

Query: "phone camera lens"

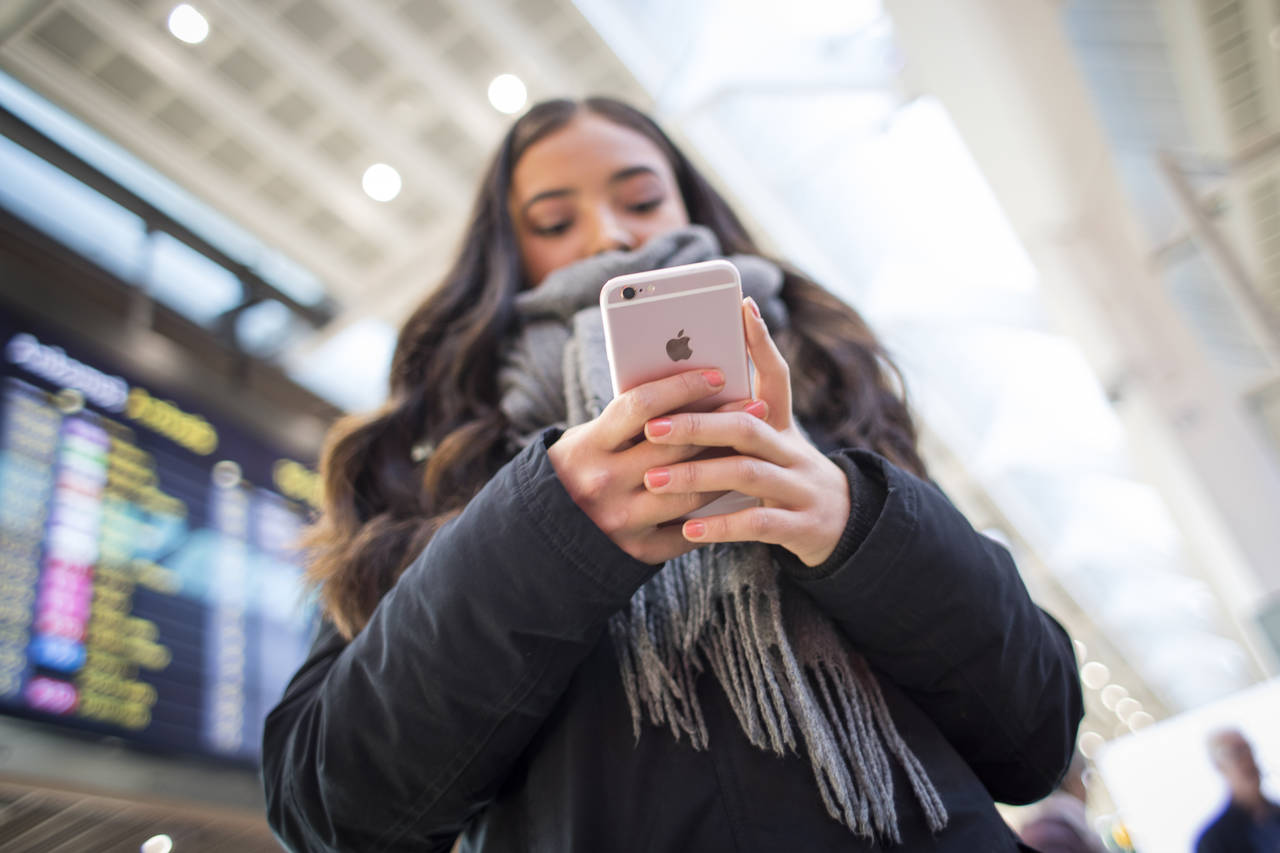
(622, 286), (636, 300)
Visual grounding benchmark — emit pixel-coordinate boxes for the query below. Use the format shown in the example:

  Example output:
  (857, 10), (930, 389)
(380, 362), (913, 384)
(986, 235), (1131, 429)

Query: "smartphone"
(600, 259), (760, 519)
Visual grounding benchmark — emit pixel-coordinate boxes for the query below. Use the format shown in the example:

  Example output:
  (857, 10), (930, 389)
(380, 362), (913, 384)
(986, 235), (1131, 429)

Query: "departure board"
(0, 319), (318, 764)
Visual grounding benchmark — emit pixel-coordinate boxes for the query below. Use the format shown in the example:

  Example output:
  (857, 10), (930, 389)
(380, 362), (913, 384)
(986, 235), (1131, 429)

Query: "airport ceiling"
(0, 0), (653, 355)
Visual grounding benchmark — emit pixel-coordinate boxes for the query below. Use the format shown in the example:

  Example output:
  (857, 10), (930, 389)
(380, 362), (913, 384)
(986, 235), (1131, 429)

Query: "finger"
(743, 298), (792, 428)
(598, 368), (727, 449)
(643, 455), (808, 504)
(627, 526), (699, 565)
(681, 506), (799, 546)
(626, 487), (728, 532)
(644, 409), (792, 466)
(620, 396), (768, 474)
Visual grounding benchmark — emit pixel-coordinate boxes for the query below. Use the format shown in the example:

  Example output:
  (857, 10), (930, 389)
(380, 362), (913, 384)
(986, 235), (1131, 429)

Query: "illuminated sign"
(6, 333), (127, 411)
(125, 387), (218, 456)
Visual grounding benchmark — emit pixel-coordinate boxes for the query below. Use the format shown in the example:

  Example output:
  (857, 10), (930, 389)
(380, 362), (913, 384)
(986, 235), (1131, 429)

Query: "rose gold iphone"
(601, 259), (760, 519)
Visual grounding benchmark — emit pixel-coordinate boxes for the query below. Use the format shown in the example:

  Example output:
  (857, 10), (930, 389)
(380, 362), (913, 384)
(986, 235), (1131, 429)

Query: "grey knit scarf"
(498, 226), (947, 842)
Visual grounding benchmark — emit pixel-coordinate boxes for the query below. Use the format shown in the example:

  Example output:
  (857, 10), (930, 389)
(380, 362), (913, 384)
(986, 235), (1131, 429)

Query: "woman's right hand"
(547, 368), (767, 564)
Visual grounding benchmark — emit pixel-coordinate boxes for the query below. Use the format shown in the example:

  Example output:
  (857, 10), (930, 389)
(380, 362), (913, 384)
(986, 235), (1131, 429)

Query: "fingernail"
(684, 520), (706, 539)
(645, 468), (670, 489)
(702, 369), (724, 387)
(646, 418), (673, 437)
(745, 297), (762, 320)
(745, 399), (767, 419)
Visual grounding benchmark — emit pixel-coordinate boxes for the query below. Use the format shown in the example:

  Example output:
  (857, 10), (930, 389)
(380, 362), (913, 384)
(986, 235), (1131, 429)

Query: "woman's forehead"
(511, 113), (674, 195)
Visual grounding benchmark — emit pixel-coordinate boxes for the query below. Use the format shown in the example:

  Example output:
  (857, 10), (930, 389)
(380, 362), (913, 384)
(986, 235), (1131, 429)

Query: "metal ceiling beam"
(0, 101), (334, 326)
(1158, 149), (1280, 366)
(0, 0), (64, 49)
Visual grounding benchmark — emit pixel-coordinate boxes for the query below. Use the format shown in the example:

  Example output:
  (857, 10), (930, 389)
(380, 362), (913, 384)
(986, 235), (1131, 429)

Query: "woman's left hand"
(641, 297), (852, 567)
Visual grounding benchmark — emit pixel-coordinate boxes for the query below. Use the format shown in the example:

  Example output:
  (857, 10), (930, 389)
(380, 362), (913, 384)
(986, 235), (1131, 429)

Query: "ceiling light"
(140, 834), (173, 853)
(488, 74), (527, 115)
(167, 5), (209, 44)
(1127, 711), (1154, 732)
(1080, 661), (1110, 690)
(361, 163), (401, 202)
(1078, 731), (1104, 759)
(1114, 697), (1143, 722)
(1100, 684), (1128, 711)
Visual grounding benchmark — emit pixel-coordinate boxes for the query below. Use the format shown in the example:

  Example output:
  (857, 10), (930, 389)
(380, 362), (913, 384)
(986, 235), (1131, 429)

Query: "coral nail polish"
(646, 469), (671, 488)
(647, 418), (673, 437)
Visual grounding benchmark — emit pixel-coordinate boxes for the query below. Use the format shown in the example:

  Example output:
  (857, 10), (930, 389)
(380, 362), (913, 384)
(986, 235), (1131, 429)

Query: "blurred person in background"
(1018, 752), (1107, 853)
(1195, 728), (1280, 852)
(260, 96), (1083, 851)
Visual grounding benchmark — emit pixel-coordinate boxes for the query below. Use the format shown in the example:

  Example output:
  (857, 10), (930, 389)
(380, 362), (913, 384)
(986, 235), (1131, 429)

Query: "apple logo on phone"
(666, 329), (692, 361)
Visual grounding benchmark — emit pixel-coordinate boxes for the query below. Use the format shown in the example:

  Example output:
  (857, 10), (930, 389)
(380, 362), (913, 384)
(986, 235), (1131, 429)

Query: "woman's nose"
(587, 209), (636, 255)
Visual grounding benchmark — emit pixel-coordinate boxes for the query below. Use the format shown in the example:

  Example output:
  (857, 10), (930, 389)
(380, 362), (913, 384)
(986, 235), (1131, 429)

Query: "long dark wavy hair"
(305, 97), (924, 639)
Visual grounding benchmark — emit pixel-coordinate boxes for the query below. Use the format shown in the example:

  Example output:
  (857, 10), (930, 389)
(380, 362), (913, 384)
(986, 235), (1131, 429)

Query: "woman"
(262, 97), (1082, 852)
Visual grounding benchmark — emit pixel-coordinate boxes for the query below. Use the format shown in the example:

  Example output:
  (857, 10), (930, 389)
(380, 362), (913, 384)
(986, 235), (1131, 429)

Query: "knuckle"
(599, 505), (631, 534)
(748, 511), (774, 538)
(577, 467), (612, 503)
(674, 464), (698, 491)
(739, 458), (763, 485)
(621, 390), (650, 423)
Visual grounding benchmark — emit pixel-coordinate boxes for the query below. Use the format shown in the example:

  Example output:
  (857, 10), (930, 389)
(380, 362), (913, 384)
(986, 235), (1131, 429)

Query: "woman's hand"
(641, 298), (852, 567)
(547, 367), (766, 564)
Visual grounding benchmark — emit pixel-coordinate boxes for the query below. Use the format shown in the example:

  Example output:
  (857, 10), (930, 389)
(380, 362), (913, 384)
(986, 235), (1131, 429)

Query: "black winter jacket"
(263, 431), (1082, 851)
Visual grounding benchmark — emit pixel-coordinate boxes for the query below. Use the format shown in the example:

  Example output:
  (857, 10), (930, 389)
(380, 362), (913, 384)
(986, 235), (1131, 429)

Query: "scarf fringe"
(609, 546), (949, 842)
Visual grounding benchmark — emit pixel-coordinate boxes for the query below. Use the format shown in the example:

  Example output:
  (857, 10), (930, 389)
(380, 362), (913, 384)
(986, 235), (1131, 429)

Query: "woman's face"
(509, 112), (691, 286)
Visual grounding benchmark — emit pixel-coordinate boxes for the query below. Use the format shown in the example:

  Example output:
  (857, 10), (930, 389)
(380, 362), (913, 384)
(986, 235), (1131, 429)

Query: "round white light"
(362, 163), (402, 202)
(1078, 731), (1105, 759)
(167, 5), (209, 44)
(1100, 684), (1128, 711)
(1128, 711), (1154, 732)
(1114, 697), (1143, 722)
(488, 74), (527, 115)
(140, 834), (173, 853)
(1080, 661), (1110, 690)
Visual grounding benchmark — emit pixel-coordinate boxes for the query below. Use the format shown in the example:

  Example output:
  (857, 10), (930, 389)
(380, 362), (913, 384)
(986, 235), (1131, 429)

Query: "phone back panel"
(601, 260), (750, 412)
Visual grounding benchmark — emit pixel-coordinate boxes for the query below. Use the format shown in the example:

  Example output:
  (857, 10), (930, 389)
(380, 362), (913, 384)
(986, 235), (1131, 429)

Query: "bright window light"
(167, 5), (209, 45)
(488, 74), (527, 115)
(286, 319), (396, 412)
(362, 163), (401, 202)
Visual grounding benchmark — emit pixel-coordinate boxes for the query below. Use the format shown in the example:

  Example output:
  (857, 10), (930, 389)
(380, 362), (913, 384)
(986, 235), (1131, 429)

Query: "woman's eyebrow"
(521, 187), (574, 214)
(608, 165), (659, 185)
(520, 165), (662, 215)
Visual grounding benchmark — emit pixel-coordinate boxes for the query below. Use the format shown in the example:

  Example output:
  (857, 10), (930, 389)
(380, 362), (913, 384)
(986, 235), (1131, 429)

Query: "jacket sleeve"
(261, 431), (658, 852)
(780, 449), (1083, 805)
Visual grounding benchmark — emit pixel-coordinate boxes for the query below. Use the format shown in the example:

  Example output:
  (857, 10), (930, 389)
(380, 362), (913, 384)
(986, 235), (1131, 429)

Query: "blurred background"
(0, 0), (1278, 850)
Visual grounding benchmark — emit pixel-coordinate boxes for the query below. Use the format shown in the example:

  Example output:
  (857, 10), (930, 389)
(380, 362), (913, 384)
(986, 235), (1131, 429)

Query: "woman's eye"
(628, 198), (663, 214)
(532, 221), (572, 236)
